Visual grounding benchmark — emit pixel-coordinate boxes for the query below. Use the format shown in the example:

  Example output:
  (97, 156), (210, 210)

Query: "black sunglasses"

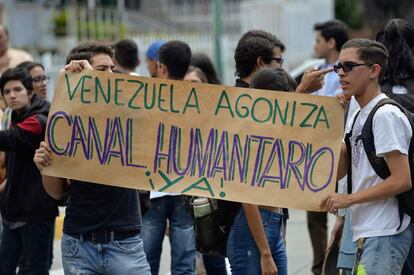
(333, 62), (369, 73)
(272, 57), (284, 65)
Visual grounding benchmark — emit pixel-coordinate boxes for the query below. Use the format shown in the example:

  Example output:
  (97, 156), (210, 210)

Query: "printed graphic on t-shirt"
(351, 123), (363, 167)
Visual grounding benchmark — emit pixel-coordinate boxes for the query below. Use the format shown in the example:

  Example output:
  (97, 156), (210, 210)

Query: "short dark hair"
(191, 53), (220, 84)
(235, 30), (285, 78)
(342, 39), (389, 81)
(113, 39), (139, 71)
(66, 41), (114, 64)
(251, 68), (296, 92)
(314, 20), (349, 52)
(158, 40), (191, 80)
(0, 68), (32, 96)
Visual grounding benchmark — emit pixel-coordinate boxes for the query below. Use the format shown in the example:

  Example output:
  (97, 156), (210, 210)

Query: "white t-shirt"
(150, 191), (178, 199)
(345, 93), (412, 241)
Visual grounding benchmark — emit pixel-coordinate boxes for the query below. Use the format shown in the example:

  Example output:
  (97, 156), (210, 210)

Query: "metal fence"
(10, 0), (334, 98)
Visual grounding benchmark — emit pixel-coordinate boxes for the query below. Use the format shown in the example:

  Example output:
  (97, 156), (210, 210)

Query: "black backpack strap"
(361, 98), (412, 230)
(344, 110), (360, 194)
(361, 98), (408, 179)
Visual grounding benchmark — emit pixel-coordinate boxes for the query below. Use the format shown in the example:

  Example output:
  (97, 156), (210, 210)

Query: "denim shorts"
(62, 232), (151, 274)
(356, 225), (412, 275)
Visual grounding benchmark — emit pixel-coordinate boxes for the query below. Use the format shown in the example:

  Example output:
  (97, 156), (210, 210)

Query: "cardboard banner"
(43, 71), (344, 210)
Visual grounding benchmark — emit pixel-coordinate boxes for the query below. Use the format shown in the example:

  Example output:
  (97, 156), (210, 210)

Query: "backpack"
(189, 197), (241, 256)
(344, 98), (414, 227)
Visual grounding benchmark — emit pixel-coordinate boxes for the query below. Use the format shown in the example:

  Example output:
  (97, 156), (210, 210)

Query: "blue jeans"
(203, 254), (227, 275)
(337, 210), (357, 271)
(356, 226), (412, 275)
(62, 233), (151, 275)
(0, 220), (54, 274)
(407, 223), (414, 274)
(226, 208), (287, 275)
(141, 196), (196, 275)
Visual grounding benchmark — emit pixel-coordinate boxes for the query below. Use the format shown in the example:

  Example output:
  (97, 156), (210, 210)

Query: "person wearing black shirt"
(34, 41), (151, 275)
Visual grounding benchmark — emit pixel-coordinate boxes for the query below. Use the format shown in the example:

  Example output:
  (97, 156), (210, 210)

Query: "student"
(227, 67), (296, 275)
(145, 40), (165, 77)
(234, 30), (331, 92)
(33, 41), (151, 275)
(230, 30), (290, 275)
(190, 53), (221, 85)
(113, 39), (140, 75)
(141, 40), (197, 275)
(313, 20), (349, 97)
(0, 67), (57, 274)
(17, 61), (50, 99)
(322, 39), (412, 274)
(184, 66), (208, 83)
(376, 18), (414, 275)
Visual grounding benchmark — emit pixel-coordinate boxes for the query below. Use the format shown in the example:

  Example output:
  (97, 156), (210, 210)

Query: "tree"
(335, 0), (363, 30)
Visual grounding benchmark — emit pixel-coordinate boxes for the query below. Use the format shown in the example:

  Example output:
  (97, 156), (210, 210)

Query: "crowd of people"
(0, 16), (413, 275)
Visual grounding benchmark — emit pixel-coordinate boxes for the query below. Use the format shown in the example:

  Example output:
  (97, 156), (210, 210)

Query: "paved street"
(50, 209), (334, 275)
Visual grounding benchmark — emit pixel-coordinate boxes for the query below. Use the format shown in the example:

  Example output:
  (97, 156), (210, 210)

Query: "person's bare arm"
(337, 143), (348, 181)
(242, 203), (277, 275)
(34, 141), (67, 200)
(321, 150), (411, 212)
(0, 178), (6, 192)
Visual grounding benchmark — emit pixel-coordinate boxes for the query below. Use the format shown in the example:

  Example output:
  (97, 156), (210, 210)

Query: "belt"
(68, 229), (140, 244)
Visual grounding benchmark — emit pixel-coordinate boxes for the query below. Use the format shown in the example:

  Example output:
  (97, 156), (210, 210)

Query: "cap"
(146, 40), (166, 61)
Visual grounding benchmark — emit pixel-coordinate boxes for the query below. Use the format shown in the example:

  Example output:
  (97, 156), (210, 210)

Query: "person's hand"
(33, 141), (52, 172)
(0, 178), (6, 193)
(295, 67), (333, 94)
(260, 252), (278, 275)
(64, 60), (93, 73)
(327, 216), (344, 251)
(320, 192), (353, 214)
(336, 93), (351, 109)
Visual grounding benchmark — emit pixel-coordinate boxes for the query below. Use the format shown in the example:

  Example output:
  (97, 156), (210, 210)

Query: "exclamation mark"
(219, 178), (226, 198)
(146, 171), (155, 190)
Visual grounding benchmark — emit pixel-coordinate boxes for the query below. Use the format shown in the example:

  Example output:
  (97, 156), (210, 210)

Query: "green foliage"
(76, 18), (126, 41)
(335, 0), (363, 30)
(53, 9), (68, 36)
(52, 8), (126, 40)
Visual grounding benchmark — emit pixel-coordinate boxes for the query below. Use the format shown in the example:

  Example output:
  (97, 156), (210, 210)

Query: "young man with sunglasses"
(322, 39), (412, 274)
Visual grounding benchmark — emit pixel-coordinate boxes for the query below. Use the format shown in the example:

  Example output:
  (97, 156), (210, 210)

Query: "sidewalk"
(51, 209), (335, 275)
